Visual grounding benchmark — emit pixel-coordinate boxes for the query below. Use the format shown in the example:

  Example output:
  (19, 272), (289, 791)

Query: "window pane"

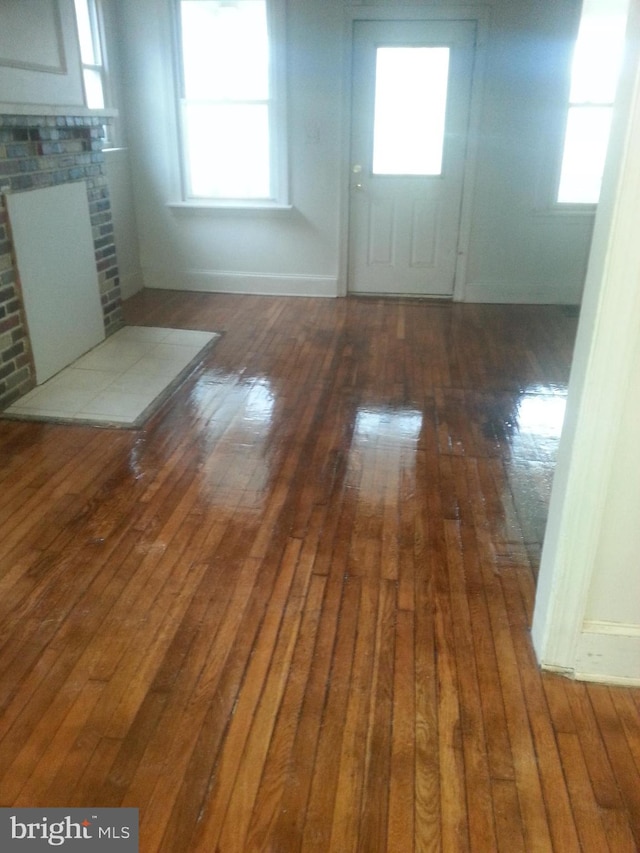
(557, 106), (612, 204)
(181, 1), (269, 101)
(74, 0), (99, 65)
(570, 3), (627, 103)
(372, 47), (450, 176)
(183, 103), (271, 198)
(83, 68), (105, 110)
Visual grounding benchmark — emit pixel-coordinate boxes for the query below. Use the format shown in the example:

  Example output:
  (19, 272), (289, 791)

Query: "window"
(177, 0), (287, 204)
(557, 0), (628, 204)
(372, 46), (450, 176)
(74, 0), (107, 110)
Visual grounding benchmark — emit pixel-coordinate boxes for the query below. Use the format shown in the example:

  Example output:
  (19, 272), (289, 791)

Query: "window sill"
(533, 204), (597, 218)
(167, 201), (294, 216)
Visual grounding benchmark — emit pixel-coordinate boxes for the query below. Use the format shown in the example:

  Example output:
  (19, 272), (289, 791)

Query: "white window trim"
(75, 0), (119, 146)
(534, 76), (604, 216)
(531, 1), (628, 216)
(552, 0), (628, 209)
(554, 104), (614, 210)
(77, 0), (104, 99)
(174, 0), (289, 210)
(533, 104), (603, 218)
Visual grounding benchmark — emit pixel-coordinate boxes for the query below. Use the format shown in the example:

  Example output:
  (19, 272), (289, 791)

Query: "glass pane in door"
(372, 46), (450, 176)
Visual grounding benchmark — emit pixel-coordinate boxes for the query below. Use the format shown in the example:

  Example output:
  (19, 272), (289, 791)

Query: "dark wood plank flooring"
(1, 291), (639, 851)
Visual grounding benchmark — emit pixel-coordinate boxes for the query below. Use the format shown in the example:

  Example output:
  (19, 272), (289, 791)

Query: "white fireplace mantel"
(0, 102), (117, 118)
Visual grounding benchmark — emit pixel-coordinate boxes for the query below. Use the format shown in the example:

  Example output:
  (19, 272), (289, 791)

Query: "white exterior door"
(348, 20), (476, 296)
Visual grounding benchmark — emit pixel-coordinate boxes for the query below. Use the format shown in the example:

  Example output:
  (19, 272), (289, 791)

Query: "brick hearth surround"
(0, 107), (122, 409)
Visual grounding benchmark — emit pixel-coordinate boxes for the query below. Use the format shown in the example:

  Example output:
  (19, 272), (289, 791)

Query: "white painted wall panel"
(6, 182), (105, 383)
(0, 0), (64, 71)
(0, 0), (84, 106)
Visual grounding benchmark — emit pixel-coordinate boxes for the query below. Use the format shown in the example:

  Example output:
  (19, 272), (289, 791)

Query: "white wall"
(0, 0), (84, 107)
(0, 0), (597, 303)
(104, 148), (143, 299)
(102, 0), (143, 298)
(464, 0), (595, 303)
(585, 366), (640, 628)
(532, 0), (640, 685)
(117, 0), (593, 303)
(118, 0), (344, 297)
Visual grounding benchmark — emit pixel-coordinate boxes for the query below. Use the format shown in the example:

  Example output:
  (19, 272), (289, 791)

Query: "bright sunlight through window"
(372, 47), (450, 176)
(179, 0), (284, 202)
(557, 0), (628, 204)
(74, 0), (106, 110)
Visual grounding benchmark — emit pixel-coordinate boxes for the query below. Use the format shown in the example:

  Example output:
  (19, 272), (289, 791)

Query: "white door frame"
(338, 5), (490, 299)
(532, 1), (640, 684)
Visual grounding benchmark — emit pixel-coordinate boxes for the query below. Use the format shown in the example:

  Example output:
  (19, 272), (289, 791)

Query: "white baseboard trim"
(571, 623), (640, 685)
(463, 281), (582, 305)
(142, 268), (339, 298)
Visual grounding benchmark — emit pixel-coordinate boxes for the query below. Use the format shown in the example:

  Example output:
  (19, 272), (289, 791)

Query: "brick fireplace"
(0, 106), (122, 409)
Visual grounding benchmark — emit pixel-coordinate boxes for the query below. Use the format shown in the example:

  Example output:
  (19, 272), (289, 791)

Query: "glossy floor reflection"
(192, 375), (277, 508)
(431, 382), (570, 565)
(4, 295), (638, 851)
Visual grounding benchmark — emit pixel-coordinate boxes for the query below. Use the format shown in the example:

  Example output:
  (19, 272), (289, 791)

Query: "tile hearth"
(3, 326), (219, 428)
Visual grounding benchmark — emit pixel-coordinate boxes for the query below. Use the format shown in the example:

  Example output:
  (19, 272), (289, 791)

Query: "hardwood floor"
(1, 291), (639, 851)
